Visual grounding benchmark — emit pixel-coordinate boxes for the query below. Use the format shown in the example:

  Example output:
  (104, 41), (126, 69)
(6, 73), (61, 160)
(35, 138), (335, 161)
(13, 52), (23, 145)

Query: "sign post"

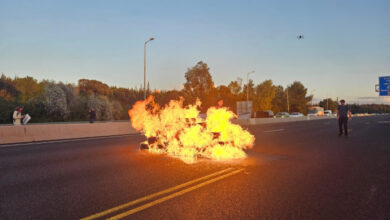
(379, 76), (390, 96)
(236, 101), (252, 118)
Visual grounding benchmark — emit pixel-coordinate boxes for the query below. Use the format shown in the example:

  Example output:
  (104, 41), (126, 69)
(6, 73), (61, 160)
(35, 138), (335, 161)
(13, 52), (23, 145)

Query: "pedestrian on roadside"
(89, 108), (96, 123)
(217, 99), (224, 108)
(13, 106), (25, 126)
(337, 100), (352, 136)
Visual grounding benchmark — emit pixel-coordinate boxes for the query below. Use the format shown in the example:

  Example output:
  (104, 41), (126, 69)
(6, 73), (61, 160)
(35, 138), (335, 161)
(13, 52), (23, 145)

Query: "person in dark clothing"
(337, 100), (352, 136)
(89, 108), (96, 123)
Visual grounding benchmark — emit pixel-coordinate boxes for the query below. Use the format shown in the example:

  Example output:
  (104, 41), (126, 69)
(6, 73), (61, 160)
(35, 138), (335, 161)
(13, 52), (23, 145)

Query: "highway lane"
(1, 115), (389, 219)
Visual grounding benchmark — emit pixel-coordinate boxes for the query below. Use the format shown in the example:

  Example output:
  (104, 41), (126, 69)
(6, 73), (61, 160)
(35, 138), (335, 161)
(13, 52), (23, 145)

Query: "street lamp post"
(144, 37), (154, 99)
(246, 70), (255, 102)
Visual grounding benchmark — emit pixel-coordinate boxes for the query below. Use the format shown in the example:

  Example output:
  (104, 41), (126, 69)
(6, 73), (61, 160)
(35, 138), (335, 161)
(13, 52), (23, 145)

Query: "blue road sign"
(379, 76), (390, 96)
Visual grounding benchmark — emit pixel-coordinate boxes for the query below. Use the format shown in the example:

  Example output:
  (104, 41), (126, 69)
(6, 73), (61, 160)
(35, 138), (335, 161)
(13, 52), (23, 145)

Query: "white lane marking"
(0, 133), (141, 148)
(264, 129), (285, 133)
(367, 185), (377, 203)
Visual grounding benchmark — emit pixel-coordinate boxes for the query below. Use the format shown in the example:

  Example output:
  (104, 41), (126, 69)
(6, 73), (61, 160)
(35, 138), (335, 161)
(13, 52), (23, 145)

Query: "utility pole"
(286, 87), (290, 112)
(246, 71), (255, 115)
(326, 98), (329, 110)
(311, 89), (316, 106)
(144, 37), (154, 99)
(147, 82), (150, 96)
(246, 71), (255, 102)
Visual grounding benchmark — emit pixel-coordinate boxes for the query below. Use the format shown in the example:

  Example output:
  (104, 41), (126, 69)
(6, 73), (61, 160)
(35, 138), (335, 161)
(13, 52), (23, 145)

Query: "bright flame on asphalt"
(128, 96), (255, 163)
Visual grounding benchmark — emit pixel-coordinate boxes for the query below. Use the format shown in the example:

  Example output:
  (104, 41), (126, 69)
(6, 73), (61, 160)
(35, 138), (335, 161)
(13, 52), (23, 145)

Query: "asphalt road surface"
(1, 115), (390, 219)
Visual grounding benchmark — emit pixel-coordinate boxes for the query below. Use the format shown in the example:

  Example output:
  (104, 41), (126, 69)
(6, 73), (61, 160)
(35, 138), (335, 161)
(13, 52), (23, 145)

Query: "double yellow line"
(81, 167), (244, 220)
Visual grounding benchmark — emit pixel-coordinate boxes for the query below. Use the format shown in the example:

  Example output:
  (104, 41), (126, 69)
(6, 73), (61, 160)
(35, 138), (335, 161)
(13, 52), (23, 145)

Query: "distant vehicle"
(289, 112), (304, 117)
(255, 110), (274, 118)
(237, 112), (251, 119)
(324, 110), (332, 116)
(275, 112), (290, 118)
(307, 106), (324, 116)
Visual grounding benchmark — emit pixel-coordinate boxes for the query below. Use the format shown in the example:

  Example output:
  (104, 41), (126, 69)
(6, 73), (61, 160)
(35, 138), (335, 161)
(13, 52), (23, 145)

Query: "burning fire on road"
(128, 96), (255, 163)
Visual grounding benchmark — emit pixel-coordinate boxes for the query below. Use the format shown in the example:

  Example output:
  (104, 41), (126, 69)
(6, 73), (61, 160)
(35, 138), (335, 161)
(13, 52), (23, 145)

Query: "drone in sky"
(297, 35), (304, 40)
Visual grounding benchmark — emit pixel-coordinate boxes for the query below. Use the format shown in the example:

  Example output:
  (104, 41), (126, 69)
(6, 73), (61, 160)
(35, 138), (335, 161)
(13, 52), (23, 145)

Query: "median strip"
(0, 133), (141, 148)
(107, 168), (245, 220)
(264, 129), (285, 133)
(81, 167), (236, 220)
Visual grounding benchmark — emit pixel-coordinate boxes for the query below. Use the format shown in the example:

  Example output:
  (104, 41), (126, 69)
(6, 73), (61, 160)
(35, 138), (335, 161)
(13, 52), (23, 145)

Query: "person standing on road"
(337, 100), (352, 136)
(89, 108), (96, 123)
(217, 99), (224, 108)
(13, 106), (25, 126)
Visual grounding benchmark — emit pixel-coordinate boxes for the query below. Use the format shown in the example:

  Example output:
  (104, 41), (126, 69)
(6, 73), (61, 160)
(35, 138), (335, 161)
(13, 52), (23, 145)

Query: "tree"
(271, 86), (286, 113)
(86, 95), (113, 120)
(13, 76), (44, 102)
(153, 90), (183, 107)
(78, 79), (112, 96)
(0, 97), (17, 123)
(183, 61), (216, 111)
(319, 98), (338, 112)
(0, 74), (20, 101)
(43, 82), (69, 120)
(110, 100), (123, 120)
(286, 81), (312, 114)
(242, 79), (255, 101)
(111, 87), (143, 119)
(349, 104), (390, 114)
(68, 96), (89, 121)
(217, 85), (236, 111)
(2, 72), (347, 123)
(254, 80), (276, 111)
(24, 96), (47, 122)
(228, 80), (242, 96)
(183, 61), (214, 103)
(199, 87), (219, 112)
(57, 82), (76, 108)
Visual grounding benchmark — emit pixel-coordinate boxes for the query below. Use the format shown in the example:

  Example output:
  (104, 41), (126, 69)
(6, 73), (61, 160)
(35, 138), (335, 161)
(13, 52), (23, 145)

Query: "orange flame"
(128, 96), (255, 163)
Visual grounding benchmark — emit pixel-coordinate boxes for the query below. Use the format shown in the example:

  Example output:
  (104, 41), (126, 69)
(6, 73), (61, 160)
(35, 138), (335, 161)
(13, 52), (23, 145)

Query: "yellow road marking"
(81, 167), (235, 220)
(107, 168), (245, 220)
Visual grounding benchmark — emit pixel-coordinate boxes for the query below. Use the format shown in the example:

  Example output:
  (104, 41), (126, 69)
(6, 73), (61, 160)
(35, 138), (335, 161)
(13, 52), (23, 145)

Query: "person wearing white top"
(13, 106), (25, 125)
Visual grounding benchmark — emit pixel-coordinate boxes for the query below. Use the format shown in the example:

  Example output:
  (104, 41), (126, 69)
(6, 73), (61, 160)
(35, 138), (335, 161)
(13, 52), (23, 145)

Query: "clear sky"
(1, 0), (389, 103)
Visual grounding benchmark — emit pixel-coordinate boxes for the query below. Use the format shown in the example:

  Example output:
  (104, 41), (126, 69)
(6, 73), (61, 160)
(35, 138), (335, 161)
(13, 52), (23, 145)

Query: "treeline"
(349, 104), (390, 114)
(0, 76), (145, 123)
(317, 98), (390, 114)
(2, 61), (387, 124)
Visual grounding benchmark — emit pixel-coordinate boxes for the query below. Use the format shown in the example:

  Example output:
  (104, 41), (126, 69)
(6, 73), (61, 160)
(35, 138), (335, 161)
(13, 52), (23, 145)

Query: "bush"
(43, 83), (69, 120)
(86, 95), (113, 120)
(0, 98), (17, 124)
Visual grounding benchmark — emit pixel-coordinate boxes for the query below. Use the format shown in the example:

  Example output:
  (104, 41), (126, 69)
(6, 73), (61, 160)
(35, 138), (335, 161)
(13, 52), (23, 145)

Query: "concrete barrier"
(0, 116), (337, 145)
(0, 122), (138, 145)
(234, 115), (336, 125)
